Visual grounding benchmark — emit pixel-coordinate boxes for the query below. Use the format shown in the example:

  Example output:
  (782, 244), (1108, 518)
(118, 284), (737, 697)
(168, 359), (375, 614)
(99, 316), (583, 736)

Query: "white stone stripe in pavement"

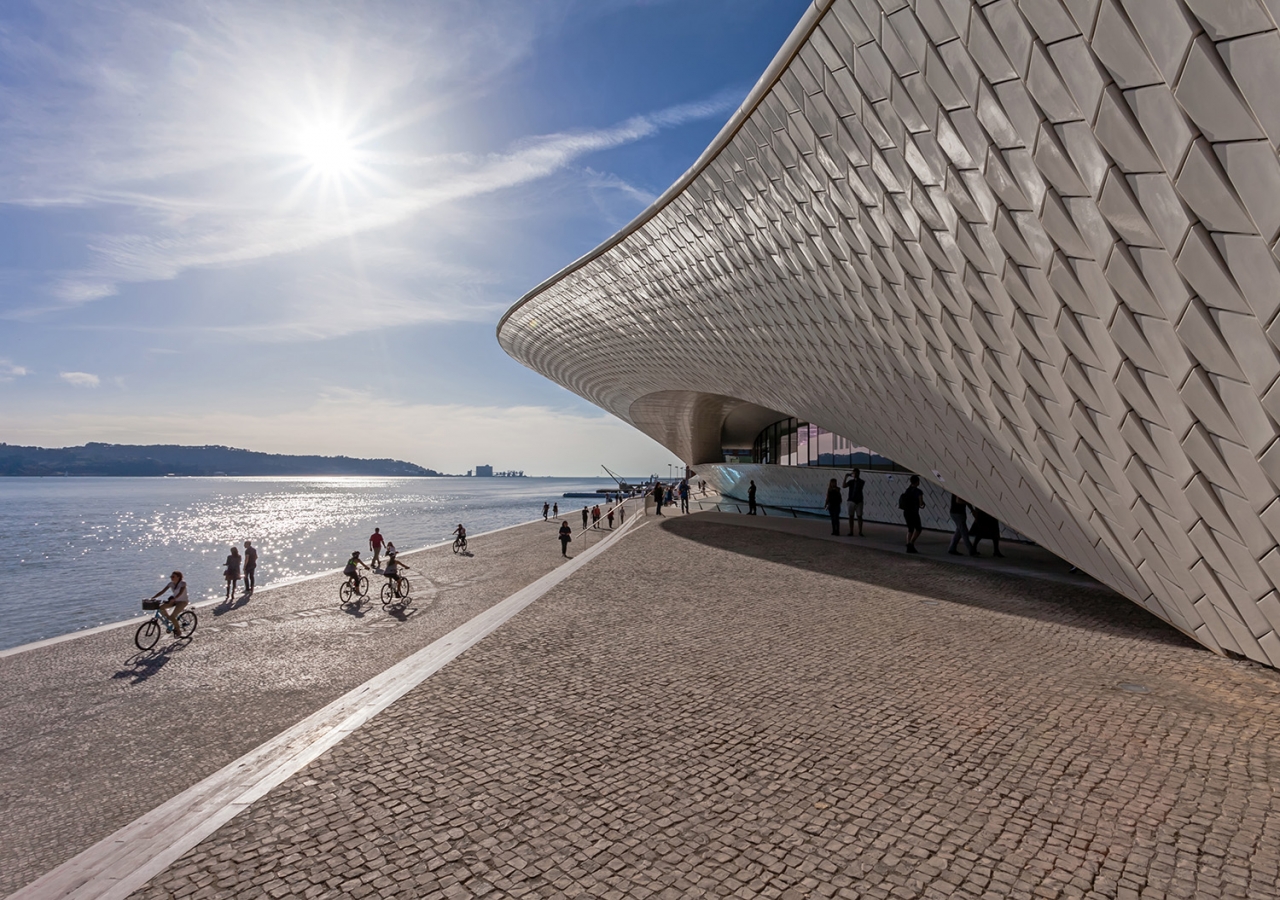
(8, 515), (645, 900)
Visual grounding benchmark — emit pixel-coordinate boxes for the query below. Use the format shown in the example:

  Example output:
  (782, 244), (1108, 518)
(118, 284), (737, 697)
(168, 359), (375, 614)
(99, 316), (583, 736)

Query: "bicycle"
(381, 574), (412, 606)
(453, 535), (467, 554)
(339, 575), (369, 606)
(136, 599), (197, 650)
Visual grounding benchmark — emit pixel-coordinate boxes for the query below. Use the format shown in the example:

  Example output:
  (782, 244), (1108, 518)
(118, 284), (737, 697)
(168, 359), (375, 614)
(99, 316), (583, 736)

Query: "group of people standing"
(649, 479), (690, 515)
(820, 471), (1004, 556)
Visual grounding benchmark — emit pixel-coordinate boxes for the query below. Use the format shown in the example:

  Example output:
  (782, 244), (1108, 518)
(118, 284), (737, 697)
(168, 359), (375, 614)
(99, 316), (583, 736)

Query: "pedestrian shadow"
(212, 594), (252, 616)
(112, 644), (186, 685)
(660, 517), (1200, 652)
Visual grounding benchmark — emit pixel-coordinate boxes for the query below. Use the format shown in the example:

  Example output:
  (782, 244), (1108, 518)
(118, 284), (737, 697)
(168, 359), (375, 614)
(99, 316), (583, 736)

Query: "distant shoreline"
(0, 441), (444, 478)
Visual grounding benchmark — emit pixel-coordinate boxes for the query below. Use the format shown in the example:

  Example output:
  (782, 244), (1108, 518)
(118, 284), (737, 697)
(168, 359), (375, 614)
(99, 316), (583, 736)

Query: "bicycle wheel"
(339, 581), (354, 604)
(381, 580), (394, 606)
(358, 575), (369, 597)
(397, 576), (411, 598)
(177, 609), (197, 637)
(453, 538), (461, 554)
(135, 618), (160, 650)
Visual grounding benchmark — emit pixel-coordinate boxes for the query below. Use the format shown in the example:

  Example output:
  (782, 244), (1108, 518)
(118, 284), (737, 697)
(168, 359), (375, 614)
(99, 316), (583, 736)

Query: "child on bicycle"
(453, 523), (467, 547)
(343, 551), (368, 592)
(383, 551), (409, 591)
(148, 571), (189, 637)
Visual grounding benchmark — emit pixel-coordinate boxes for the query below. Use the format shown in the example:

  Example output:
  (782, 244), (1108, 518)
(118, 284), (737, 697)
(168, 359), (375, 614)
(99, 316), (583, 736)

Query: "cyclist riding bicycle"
(452, 523), (467, 550)
(148, 571), (189, 638)
(383, 551), (410, 591)
(343, 551), (369, 592)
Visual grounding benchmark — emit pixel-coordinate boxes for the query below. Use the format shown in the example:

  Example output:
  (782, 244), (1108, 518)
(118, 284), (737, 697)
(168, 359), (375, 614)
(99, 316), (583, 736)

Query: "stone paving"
(0, 516), (617, 897)
(124, 512), (1280, 899)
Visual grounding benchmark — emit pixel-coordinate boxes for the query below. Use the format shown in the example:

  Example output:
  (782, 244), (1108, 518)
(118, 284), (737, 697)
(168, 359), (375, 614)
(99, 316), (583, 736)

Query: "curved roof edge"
(496, 0), (833, 339)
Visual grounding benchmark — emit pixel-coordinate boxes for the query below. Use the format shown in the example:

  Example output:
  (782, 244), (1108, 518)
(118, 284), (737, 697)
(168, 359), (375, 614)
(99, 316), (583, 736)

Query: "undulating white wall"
(500, 0), (1280, 666)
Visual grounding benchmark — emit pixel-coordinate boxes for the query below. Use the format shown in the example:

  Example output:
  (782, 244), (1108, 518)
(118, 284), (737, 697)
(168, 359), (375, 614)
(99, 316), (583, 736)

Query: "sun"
(297, 123), (357, 176)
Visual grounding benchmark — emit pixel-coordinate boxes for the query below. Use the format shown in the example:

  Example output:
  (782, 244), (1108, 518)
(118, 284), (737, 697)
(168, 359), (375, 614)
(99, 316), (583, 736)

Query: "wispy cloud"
(59, 371), (100, 388)
(0, 1), (741, 325)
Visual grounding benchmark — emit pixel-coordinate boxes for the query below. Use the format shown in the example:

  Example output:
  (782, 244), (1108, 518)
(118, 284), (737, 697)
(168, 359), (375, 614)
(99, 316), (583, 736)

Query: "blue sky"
(0, 0), (807, 476)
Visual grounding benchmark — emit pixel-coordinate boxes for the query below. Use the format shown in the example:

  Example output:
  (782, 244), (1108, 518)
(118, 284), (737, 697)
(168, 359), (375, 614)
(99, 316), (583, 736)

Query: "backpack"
(898, 490), (911, 511)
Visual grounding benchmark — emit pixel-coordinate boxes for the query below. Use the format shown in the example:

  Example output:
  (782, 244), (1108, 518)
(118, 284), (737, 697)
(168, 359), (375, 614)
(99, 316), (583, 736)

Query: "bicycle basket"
(142, 599), (162, 610)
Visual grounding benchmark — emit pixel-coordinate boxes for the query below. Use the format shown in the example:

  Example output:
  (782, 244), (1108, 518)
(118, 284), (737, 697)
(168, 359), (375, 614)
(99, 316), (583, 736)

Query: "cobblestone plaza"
(109, 517), (1280, 898)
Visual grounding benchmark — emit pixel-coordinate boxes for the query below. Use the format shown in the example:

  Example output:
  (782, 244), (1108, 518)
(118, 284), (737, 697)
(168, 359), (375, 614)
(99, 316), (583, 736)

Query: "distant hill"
(0, 443), (442, 477)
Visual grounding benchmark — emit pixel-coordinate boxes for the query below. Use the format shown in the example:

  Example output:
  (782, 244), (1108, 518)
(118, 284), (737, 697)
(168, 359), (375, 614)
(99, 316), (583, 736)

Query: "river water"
(0, 476), (621, 651)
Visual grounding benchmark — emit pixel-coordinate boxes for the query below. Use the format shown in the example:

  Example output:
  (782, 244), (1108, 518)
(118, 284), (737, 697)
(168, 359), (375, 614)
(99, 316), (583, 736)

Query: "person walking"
(747, 480), (758, 515)
(618, 503), (625, 524)
(607, 507), (615, 528)
(580, 505), (589, 528)
(552, 502), (559, 518)
(652, 482), (664, 516)
(558, 520), (573, 556)
(223, 546), (242, 600)
(899, 475), (925, 553)
(591, 505), (601, 528)
(679, 479), (690, 513)
(824, 478), (843, 535)
(843, 468), (865, 536)
(243, 540), (258, 591)
(970, 508), (1004, 557)
(542, 502), (550, 522)
(369, 528), (385, 568)
(948, 493), (977, 556)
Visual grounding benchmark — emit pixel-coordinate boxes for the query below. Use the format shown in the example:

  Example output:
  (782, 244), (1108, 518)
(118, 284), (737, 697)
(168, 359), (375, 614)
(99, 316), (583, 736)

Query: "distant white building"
(475, 465), (494, 477)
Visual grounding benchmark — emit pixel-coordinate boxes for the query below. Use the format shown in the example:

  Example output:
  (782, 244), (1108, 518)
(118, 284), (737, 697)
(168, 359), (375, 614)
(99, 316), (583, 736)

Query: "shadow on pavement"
(112, 642), (189, 685)
(212, 593), (252, 616)
(384, 605), (419, 622)
(661, 516), (1200, 651)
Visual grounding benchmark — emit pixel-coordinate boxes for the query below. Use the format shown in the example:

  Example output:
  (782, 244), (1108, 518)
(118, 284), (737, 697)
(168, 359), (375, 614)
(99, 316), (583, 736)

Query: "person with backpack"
(899, 475), (925, 553)
(843, 468), (865, 536)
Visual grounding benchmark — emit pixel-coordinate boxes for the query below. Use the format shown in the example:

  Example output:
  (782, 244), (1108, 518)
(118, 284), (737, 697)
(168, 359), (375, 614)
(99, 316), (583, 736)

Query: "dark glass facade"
(749, 418), (902, 469)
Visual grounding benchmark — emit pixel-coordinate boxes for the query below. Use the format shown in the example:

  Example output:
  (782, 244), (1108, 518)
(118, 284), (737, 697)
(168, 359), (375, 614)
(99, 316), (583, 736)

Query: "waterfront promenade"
(0, 516), (620, 897)
(8, 506), (1280, 898)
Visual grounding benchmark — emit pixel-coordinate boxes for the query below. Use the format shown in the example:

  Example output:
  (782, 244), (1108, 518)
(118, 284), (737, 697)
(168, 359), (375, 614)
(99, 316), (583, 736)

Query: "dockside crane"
(601, 465), (635, 492)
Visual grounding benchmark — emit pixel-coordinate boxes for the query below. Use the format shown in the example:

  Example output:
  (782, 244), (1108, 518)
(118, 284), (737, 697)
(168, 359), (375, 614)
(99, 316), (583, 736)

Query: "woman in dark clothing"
(558, 520), (573, 557)
(223, 546), (241, 600)
(970, 508), (1004, 557)
(824, 478), (843, 535)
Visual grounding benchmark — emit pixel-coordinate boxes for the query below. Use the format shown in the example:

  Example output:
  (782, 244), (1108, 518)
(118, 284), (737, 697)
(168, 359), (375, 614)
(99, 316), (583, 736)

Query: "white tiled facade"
(499, 0), (1280, 667)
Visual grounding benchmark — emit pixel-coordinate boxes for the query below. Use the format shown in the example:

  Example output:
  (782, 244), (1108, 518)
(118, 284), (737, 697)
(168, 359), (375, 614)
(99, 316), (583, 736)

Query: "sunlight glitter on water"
(0, 475), (620, 650)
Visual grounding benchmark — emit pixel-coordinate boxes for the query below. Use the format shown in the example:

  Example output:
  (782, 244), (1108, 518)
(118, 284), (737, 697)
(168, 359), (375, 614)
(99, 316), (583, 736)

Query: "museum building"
(499, 0), (1280, 668)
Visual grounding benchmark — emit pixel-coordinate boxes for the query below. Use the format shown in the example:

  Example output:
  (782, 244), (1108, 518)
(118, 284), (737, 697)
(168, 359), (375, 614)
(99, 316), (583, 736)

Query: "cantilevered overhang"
(497, 0), (1280, 669)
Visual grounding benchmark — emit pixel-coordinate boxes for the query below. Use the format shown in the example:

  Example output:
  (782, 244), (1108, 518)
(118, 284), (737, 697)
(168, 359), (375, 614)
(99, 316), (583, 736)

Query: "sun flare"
(297, 123), (357, 176)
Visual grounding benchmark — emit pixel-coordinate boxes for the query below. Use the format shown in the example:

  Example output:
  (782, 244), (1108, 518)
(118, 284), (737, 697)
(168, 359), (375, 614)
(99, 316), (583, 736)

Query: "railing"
(561, 493), (638, 552)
